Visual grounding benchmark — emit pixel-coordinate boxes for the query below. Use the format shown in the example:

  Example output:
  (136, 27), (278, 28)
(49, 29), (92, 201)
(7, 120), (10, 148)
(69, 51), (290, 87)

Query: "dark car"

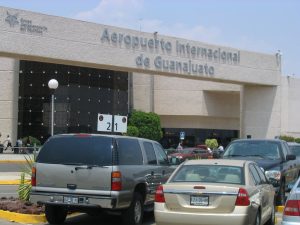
(168, 148), (212, 165)
(222, 139), (299, 205)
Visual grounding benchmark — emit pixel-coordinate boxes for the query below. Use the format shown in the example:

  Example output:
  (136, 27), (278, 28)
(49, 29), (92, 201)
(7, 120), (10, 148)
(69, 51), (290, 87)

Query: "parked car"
(168, 147), (212, 165)
(30, 134), (174, 225)
(155, 159), (275, 225)
(282, 176), (300, 225)
(223, 139), (299, 205)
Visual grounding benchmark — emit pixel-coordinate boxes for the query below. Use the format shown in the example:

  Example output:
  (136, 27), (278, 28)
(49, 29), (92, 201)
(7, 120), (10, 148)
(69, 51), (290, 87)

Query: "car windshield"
(171, 165), (244, 185)
(289, 145), (300, 156)
(223, 141), (281, 160)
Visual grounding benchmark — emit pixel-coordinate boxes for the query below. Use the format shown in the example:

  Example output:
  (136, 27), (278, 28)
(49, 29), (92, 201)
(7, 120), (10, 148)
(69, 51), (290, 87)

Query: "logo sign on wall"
(97, 114), (127, 133)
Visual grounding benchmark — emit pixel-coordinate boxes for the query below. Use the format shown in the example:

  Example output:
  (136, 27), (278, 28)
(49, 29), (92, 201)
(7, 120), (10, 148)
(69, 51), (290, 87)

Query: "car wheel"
(276, 181), (286, 206)
(266, 203), (275, 225)
(254, 210), (261, 225)
(45, 205), (67, 224)
(122, 192), (143, 225)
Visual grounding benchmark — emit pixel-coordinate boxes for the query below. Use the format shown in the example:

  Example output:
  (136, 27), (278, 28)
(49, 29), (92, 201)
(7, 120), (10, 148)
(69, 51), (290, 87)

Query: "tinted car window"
(289, 145), (300, 156)
(154, 143), (169, 165)
(223, 141), (281, 160)
(37, 136), (113, 166)
(117, 138), (143, 165)
(144, 142), (157, 165)
(249, 164), (262, 185)
(254, 164), (267, 184)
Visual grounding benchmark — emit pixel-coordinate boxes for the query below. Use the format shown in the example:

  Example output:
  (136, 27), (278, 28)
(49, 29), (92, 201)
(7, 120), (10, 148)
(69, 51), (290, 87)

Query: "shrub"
(295, 138), (300, 143)
(18, 154), (35, 201)
(126, 125), (139, 137)
(128, 110), (162, 141)
(279, 135), (295, 142)
(205, 139), (218, 149)
(21, 136), (41, 146)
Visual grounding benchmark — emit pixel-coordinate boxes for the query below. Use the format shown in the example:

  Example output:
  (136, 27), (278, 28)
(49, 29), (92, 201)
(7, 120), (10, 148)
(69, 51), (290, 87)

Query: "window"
(37, 136), (113, 166)
(18, 60), (128, 143)
(154, 143), (169, 165)
(117, 138), (143, 165)
(143, 142), (157, 165)
(249, 164), (262, 185)
(254, 164), (267, 184)
(171, 165), (244, 184)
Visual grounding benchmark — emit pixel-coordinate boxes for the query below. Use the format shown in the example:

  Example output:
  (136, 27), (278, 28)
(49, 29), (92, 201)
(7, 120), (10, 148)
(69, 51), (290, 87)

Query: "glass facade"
(18, 60), (128, 143)
(161, 128), (239, 149)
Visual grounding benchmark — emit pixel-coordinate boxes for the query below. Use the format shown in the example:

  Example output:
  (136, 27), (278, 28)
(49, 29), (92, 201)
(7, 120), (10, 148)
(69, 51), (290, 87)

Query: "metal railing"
(0, 144), (40, 155)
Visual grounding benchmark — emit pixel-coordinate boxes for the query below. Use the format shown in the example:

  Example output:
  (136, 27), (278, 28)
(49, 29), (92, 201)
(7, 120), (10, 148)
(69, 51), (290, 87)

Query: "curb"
(276, 205), (284, 213)
(0, 210), (81, 224)
(0, 160), (26, 163)
(0, 179), (30, 185)
(0, 210), (46, 224)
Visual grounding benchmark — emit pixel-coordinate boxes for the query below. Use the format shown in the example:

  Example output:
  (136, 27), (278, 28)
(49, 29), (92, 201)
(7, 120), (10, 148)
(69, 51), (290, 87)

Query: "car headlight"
(265, 170), (281, 181)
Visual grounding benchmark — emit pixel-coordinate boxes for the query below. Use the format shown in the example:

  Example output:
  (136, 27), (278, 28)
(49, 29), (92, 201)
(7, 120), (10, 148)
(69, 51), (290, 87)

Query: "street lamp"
(48, 79), (59, 136)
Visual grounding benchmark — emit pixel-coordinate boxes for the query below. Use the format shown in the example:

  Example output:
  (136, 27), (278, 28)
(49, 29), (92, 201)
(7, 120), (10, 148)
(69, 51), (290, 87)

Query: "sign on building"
(180, 131), (185, 140)
(97, 114), (127, 133)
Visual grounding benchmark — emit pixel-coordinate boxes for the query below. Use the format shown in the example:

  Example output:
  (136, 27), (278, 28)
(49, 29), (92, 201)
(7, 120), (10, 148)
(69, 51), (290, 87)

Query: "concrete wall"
(0, 6), (280, 86)
(133, 74), (240, 130)
(0, 57), (19, 144)
(281, 76), (300, 137)
(0, 6), (288, 140)
(240, 85), (281, 138)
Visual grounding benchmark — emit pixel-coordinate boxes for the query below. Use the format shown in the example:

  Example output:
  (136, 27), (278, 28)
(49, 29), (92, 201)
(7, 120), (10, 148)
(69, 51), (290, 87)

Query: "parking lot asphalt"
(0, 153), (285, 225)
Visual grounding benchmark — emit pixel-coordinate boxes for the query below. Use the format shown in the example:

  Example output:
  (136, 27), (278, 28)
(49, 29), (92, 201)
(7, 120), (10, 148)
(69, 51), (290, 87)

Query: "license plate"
(63, 196), (78, 204)
(190, 195), (209, 206)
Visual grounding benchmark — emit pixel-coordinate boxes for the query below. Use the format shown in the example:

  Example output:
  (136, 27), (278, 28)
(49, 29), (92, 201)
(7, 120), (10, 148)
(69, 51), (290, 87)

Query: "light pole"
(48, 79), (59, 136)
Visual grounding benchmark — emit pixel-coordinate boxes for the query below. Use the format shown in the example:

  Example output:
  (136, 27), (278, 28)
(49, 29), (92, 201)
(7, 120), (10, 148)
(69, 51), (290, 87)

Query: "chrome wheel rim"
(134, 200), (142, 224)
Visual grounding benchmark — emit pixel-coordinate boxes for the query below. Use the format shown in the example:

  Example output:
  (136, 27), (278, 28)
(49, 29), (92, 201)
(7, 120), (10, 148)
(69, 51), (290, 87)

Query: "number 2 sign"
(97, 114), (127, 133)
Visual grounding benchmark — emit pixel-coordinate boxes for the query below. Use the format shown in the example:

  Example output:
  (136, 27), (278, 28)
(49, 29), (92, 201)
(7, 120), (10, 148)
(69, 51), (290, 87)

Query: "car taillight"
(235, 188), (250, 206)
(155, 185), (165, 203)
(284, 200), (300, 216)
(111, 171), (122, 191)
(31, 166), (36, 186)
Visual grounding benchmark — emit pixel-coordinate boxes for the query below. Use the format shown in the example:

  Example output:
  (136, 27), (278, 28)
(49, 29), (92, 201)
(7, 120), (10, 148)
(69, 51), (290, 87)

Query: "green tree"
(127, 111), (162, 141)
(126, 125), (140, 137)
(205, 139), (218, 149)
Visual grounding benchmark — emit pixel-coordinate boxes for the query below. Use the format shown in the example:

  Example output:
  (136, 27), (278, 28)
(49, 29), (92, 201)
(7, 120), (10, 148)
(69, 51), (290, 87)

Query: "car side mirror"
(286, 154), (296, 161)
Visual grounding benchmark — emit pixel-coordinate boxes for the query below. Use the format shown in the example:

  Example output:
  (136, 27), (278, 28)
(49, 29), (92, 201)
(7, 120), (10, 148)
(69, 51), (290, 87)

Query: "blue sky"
(1, 0), (299, 76)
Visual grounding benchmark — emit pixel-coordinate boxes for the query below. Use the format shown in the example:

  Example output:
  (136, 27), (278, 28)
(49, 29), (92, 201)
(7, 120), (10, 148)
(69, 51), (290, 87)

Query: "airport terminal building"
(1, 6), (300, 147)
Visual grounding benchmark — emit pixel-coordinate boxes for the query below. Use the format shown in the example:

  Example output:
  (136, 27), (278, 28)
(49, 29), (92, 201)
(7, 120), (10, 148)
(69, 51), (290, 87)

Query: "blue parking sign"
(180, 131), (185, 140)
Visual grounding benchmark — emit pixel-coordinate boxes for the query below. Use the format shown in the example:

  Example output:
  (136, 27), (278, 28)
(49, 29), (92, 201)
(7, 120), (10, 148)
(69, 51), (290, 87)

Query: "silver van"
(30, 134), (173, 225)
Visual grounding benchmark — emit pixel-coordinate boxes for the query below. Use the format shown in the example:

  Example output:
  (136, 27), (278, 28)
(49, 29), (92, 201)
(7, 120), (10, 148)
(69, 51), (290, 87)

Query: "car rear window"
(171, 165), (244, 185)
(36, 136), (113, 166)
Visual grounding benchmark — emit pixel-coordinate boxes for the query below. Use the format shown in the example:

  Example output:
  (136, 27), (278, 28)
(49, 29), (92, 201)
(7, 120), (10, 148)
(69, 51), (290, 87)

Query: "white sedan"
(154, 159), (275, 225)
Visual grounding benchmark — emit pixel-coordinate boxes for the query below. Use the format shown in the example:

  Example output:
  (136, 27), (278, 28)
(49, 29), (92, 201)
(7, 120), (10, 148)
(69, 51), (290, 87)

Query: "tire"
(122, 192), (143, 225)
(254, 210), (261, 225)
(266, 203), (275, 225)
(45, 205), (67, 224)
(276, 181), (286, 206)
